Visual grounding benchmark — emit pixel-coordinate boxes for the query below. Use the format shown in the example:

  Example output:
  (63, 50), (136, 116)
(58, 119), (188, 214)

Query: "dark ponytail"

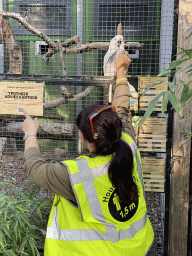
(76, 104), (138, 204)
(108, 139), (138, 204)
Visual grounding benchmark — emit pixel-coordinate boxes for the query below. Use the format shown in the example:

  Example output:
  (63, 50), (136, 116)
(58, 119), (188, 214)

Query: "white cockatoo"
(103, 35), (138, 99)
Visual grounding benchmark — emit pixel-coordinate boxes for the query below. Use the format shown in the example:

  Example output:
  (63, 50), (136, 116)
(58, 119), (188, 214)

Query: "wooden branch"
(60, 85), (74, 98)
(4, 122), (75, 139)
(44, 86), (96, 109)
(1, 11), (56, 48)
(61, 35), (80, 47)
(57, 39), (67, 75)
(63, 42), (144, 54)
(0, 15), (22, 74)
(45, 35), (80, 58)
(1, 12), (144, 57)
(44, 39), (143, 58)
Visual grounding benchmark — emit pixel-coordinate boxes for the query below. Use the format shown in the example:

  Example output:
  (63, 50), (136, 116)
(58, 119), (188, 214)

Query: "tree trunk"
(0, 15), (22, 74)
(169, 1), (192, 255)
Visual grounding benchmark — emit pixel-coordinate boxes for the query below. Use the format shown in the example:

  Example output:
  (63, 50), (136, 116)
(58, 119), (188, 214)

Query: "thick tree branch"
(0, 15), (22, 74)
(57, 39), (67, 75)
(1, 11), (56, 48)
(5, 122), (75, 139)
(61, 42), (144, 54)
(43, 35), (80, 58)
(44, 86), (96, 109)
(0, 12), (144, 55)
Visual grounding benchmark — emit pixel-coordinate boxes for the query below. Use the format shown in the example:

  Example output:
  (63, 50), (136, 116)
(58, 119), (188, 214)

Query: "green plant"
(141, 27), (192, 132)
(0, 180), (52, 256)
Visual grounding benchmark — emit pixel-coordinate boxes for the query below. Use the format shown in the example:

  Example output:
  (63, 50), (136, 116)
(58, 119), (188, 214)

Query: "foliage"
(141, 28), (192, 133)
(0, 180), (52, 256)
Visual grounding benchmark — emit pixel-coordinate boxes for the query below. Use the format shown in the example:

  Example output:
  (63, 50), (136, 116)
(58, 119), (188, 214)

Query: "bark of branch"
(57, 39), (67, 75)
(1, 11), (57, 49)
(4, 122), (75, 139)
(63, 42), (144, 54)
(45, 35), (80, 58)
(0, 15), (22, 74)
(60, 85), (74, 98)
(44, 86), (96, 109)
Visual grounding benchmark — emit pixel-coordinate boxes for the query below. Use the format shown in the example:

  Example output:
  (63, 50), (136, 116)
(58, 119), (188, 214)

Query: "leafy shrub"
(0, 180), (52, 256)
(141, 27), (192, 132)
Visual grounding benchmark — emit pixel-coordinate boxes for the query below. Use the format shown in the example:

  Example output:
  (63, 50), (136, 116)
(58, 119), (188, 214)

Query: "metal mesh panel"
(1, 0), (174, 77)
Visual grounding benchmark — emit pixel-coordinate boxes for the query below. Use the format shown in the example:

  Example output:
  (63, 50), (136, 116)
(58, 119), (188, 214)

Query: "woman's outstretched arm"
(112, 54), (136, 140)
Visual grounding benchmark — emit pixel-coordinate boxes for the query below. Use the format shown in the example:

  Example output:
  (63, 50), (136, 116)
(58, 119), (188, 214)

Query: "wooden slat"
(138, 137), (166, 152)
(138, 118), (167, 152)
(140, 77), (168, 93)
(141, 158), (165, 192)
(139, 96), (163, 111)
(139, 77), (168, 111)
(144, 183), (165, 193)
(139, 118), (167, 135)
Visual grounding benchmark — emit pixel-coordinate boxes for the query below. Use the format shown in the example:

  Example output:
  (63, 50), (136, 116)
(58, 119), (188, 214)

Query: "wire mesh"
(1, 0), (169, 77)
(0, 0), (177, 255)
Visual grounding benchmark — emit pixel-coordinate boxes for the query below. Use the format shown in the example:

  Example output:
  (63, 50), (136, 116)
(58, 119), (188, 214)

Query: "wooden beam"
(169, 1), (192, 255)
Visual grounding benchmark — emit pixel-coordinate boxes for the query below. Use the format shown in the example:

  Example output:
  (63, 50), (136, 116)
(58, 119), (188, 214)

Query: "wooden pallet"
(139, 117), (167, 135)
(141, 157), (166, 192)
(138, 118), (167, 152)
(139, 77), (168, 111)
(138, 136), (166, 152)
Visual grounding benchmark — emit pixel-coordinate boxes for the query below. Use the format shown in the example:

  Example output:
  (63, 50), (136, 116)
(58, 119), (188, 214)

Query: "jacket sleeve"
(112, 80), (136, 140)
(24, 147), (77, 205)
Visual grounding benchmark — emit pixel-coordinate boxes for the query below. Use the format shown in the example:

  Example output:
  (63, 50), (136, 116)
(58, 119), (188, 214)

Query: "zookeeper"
(22, 53), (154, 256)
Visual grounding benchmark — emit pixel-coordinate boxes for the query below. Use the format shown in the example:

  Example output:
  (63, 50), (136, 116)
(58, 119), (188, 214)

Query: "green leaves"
(169, 58), (188, 70)
(140, 91), (165, 126)
(141, 30), (192, 128)
(142, 80), (164, 95)
(0, 181), (52, 256)
(141, 89), (183, 126)
(185, 26), (192, 40)
(167, 91), (182, 115)
(180, 131), (192, 138)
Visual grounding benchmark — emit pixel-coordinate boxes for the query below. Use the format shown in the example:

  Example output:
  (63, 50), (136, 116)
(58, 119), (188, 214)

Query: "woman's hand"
(115, 52), (131, 79)
(22, 108), (39, 135)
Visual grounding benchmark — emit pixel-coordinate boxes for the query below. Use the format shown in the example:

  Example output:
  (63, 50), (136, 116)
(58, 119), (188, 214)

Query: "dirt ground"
(0, 144), (164, 255)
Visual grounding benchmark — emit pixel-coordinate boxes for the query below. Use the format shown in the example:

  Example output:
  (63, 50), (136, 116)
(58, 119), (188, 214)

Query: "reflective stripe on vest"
(46, 206), (147, 242)
(46, 134), (147, 242)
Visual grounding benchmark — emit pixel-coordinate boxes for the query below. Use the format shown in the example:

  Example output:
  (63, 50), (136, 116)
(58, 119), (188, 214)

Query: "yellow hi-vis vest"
(44, 133), (154, 256)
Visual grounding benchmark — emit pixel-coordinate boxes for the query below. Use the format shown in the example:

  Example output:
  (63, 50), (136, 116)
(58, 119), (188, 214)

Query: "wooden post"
(169, 0), (192, 255)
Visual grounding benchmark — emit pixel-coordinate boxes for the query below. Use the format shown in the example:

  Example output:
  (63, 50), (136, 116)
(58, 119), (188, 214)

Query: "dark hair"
(76, 104), (138, 203)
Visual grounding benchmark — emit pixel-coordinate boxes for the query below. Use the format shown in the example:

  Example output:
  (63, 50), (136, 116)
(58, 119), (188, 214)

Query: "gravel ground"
(0, 144), (164, 255)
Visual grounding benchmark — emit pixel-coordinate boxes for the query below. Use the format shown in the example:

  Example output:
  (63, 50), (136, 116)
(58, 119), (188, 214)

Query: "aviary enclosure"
(0, 0), (191, 255)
